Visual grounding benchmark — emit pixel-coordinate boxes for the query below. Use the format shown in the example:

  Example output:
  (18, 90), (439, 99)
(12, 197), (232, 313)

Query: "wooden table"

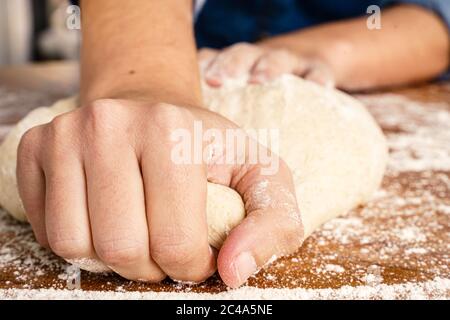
(0, 62), (448, 299)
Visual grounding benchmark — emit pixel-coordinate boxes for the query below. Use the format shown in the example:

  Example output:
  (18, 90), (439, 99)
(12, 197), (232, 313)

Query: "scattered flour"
(359, 94), (450, 172)
(0, 91), (449, 299)
(0, 277), (448, 300)
(324, 264), (345, 273)
(405, 248), (428, 255)
(396, 227), (428, 242)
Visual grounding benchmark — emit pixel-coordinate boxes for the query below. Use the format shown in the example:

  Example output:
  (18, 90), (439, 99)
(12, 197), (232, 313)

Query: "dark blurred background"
(0, 0), (79, 65)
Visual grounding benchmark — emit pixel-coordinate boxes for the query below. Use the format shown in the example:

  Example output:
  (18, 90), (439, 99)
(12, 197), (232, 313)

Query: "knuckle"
(150, 102), (181, 117)
(47, 114), (72, 144)
(95, 237), (146, 266)
(49, 113), (71, 133)
(18, 126), (41, 157)
(84, 99), (124, 135)
(149, 103), (192, 137)
(229, 42), (253, 52)
(212, 57), (243, 77)
(254, 56), (270, 70)
(89, 98), (123, 114)
(48, 233), (90, 258)
(151, 229), (202, 267)
(215, 43), (262, 76)
(222, 62), (241, 76)
(43, 114), (78, 160)
(223, 56), (246, 70)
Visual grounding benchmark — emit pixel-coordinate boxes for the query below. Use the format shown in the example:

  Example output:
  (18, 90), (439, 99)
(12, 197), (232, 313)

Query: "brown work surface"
(0, 62), (449, 299)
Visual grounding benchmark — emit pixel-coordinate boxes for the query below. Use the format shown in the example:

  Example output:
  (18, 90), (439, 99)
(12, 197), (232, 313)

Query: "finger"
(304, 63), (335, 88)
(204, 43), (263, 87)
(217, 162), (304, 288)
(142, 116), (215, 282)
(41, 121), (94, 260)
(16, 126), (48, 247)
(86, 138), (165, 282)
(144, 155), (216, 282)
(198, 48), (219, 74)
(249, 49), (305, 84)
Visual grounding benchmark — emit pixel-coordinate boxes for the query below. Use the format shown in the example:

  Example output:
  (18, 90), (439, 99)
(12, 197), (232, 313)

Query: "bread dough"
(0, 75), (387, 272)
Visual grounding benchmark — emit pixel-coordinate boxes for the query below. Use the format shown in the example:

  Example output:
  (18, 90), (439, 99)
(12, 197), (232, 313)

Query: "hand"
(199, 43), (335, 88)
(17, 99), (304, 287)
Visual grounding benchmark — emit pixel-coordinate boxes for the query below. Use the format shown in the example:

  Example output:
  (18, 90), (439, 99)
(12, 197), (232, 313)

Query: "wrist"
(81, 82), (203, 108)
(80, 63), (203, 107)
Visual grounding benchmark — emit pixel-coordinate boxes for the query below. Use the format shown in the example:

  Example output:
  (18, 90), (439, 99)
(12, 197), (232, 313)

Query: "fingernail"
(232, 251), (257, 287)
(206, 76), (222, 87)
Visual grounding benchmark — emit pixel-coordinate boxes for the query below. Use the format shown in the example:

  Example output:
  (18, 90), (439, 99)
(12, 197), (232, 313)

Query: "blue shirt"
(194, 0), (450, 48)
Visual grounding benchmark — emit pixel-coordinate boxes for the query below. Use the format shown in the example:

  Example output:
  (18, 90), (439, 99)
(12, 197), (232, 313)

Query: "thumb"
(217, 162), (304, 288)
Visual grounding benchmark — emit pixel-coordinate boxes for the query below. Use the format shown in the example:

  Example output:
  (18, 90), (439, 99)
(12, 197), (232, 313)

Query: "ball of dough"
(206, 183), (246, 249)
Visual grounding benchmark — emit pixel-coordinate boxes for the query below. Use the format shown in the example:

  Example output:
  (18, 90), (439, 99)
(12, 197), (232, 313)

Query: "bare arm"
(260, 4), (449, 90)
(80, 0), (202, 106)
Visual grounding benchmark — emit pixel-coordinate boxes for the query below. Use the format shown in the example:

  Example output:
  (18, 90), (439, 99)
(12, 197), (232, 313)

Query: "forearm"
(80, 0), (202, 106)
(260, 5), (450, 91)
